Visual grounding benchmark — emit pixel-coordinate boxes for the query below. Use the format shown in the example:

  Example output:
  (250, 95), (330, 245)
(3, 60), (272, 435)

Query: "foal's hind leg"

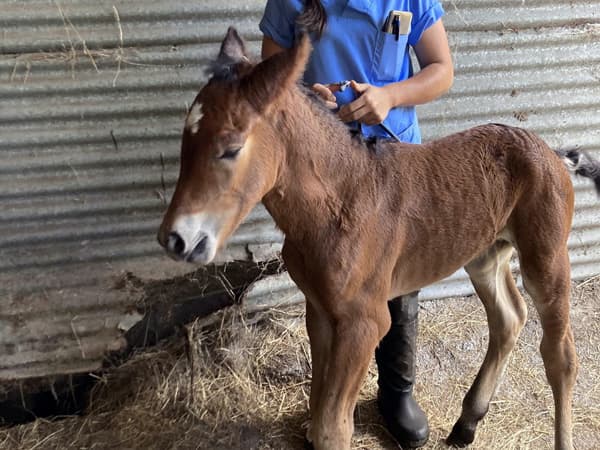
(447, 241), (528, 447)
(519, 245), (577, 450)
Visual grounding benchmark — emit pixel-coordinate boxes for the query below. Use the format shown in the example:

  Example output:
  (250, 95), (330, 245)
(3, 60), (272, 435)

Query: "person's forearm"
(261, 36), (287, 60)
(384, 61), (454, 107)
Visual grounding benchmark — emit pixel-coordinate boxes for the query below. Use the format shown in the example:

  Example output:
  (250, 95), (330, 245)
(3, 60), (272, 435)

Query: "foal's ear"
(241, 34), (311, 113)
(218, 26), (248, 63)
(210, 27), (250, 80)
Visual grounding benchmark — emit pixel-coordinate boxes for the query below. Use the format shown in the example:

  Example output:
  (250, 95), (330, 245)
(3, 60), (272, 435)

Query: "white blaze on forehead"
(185, 102), (203, 134)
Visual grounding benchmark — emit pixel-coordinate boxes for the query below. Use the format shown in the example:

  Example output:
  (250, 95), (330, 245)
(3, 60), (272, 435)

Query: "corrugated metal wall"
(420, 0), (600, 298)
(1, 0), (599, 381)
(1, 0), (277, 381)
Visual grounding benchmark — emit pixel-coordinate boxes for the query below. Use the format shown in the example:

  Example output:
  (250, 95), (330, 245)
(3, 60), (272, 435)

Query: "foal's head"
(158, 27), (310, 263)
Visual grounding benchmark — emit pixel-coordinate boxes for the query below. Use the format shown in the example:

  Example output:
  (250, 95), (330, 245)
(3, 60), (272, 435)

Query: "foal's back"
(380, 123), (574, 294)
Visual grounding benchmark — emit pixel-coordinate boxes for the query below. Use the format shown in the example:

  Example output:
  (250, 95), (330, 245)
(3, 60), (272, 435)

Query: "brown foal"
(158, 28), (600, 450)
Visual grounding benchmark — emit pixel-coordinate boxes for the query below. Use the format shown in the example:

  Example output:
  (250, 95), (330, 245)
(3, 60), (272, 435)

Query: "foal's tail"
(555, 149), (600, 194)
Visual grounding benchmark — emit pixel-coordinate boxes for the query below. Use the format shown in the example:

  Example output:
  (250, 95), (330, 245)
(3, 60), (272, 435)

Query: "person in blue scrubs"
(260, 1), (453, 447)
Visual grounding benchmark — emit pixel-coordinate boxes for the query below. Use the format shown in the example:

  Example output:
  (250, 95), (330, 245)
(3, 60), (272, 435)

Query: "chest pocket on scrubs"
(372, 29), (409, 81)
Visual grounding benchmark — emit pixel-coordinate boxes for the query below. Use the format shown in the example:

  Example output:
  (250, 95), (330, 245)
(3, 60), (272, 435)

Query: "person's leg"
(375, 291), (429, 448)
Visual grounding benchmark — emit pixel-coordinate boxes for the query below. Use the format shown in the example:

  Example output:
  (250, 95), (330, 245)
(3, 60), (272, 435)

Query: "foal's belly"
(390, 257), (469, 297)
(389, 221), (504, 296)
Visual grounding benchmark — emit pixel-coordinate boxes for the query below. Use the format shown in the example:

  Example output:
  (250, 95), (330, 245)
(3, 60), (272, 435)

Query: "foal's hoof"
(446, 420), (476, 448)
(303, 437), (315, 450)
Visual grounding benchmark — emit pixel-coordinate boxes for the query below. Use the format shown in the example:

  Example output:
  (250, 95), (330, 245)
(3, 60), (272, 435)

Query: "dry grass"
(1, 278), (599, 450)
(8, 4), (146, 84)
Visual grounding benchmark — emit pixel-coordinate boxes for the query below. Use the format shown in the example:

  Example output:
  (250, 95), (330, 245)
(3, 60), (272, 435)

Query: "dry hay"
(1, 278), (599, 450)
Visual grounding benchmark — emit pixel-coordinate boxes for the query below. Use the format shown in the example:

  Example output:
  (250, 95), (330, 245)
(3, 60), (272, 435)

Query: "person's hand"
(338, 80), (393, 125)
(311, 83), (339, 109)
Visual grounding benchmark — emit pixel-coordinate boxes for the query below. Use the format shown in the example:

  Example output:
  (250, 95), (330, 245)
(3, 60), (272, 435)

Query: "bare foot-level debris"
(1, 278), (599, 449)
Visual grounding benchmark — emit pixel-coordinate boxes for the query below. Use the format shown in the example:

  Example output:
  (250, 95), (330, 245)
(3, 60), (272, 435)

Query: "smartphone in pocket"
(373, 10), (412, 80)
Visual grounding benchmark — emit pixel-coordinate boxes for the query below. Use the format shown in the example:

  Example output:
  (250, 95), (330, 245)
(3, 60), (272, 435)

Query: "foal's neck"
(262, 88), (376, 242)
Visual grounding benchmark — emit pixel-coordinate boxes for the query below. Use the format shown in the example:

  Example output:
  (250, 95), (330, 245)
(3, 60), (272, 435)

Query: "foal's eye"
(219, 147), (242, 160)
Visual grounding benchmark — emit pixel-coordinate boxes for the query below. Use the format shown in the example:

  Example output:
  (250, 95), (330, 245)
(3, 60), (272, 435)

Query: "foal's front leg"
(310, 303), (390, 450)
(305, 299), (332, 445)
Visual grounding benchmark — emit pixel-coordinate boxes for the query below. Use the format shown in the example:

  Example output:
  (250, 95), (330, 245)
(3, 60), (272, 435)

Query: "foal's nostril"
(167, 232), (186, 255)
(190, 235), (208, 259)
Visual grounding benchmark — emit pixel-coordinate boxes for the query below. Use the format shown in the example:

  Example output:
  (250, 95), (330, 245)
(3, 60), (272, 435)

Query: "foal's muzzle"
(167, 232), (186, 255)
(160, 230), (211, 264)
(158, 212), (220, 265)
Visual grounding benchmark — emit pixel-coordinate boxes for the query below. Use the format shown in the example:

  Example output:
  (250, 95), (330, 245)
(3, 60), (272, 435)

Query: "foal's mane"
(297, 84), (392, 157)
(206, 46), (392, 159)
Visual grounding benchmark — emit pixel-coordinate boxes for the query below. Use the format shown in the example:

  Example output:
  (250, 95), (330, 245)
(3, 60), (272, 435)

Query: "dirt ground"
(1, 276), (599, 450)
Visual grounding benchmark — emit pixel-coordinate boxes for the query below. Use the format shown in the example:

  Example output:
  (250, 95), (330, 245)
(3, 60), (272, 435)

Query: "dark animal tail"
(555, 148), (600, 195)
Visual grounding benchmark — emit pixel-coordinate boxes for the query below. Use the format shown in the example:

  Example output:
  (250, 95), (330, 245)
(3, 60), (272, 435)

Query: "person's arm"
(389, 19), (453, 106)
(261, 36), (287, 59)
(259, 0), (301, 58)
(338, 19), (453, 125)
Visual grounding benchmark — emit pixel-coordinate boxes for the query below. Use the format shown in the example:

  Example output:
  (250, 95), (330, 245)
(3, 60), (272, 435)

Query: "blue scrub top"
(259, 0), (444, 143)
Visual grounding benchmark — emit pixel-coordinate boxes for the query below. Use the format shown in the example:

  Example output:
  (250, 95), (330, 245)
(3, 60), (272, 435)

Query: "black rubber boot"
(375, 292), (429, 449)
